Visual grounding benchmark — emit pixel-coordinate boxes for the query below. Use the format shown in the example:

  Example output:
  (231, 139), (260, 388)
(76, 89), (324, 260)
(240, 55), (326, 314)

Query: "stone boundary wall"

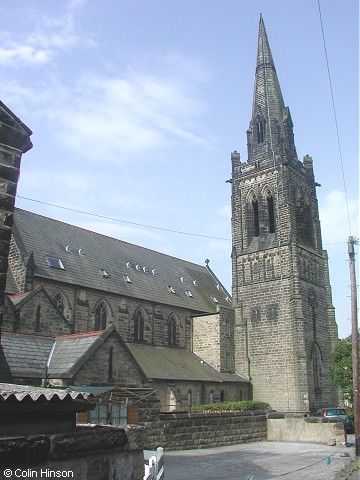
(267, 413), (346, 445)
(0, 425), (145, 480)
(143, 410), (267, 450)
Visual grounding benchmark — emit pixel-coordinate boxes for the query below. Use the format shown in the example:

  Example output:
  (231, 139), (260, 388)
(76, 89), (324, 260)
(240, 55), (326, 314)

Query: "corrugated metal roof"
(12, 208), (232, 313)
(0, 383), (92, 402)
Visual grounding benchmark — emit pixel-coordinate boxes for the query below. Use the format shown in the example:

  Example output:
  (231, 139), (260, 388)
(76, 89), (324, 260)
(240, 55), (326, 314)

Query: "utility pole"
(348, 236), (359, 456)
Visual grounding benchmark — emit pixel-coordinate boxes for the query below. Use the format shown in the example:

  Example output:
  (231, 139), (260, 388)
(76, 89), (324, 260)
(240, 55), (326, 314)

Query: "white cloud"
(319, 190), (359, 245)
(0, 1), (92, 67)
(48, 68), (208, 160)
(217, 204), (231, 218)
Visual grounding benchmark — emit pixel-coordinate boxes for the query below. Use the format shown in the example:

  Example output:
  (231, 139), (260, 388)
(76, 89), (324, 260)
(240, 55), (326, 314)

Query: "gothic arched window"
(95, 302), (107, 330)
(52, 292), (65, 315)
(266, 192), (275, 233)
(168, 316), (177, 345)
(256, 120), (265, 143)
(134, 310), (145, 341)
(252, 196), (260, 237)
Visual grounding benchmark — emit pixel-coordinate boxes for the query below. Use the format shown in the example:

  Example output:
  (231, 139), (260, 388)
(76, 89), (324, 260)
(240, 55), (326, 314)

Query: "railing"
(143, 447), (164, 480)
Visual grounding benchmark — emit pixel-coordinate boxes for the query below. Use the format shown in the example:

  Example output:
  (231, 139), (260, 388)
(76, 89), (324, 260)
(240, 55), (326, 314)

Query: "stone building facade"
(0, 101), (32, 381)
(2, 207), (249, 409)
(231, 16), (338, 412)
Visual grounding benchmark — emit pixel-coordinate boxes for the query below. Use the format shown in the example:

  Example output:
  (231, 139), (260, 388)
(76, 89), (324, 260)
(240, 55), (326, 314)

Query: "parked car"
(311, 407), (354, 433)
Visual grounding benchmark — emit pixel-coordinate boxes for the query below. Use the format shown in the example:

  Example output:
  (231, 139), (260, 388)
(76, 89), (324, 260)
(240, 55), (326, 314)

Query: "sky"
(1, 0), (358, 339)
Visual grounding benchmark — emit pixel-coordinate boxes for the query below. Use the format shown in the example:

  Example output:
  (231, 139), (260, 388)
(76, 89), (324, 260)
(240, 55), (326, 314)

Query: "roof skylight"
(46, 256), (65, 270)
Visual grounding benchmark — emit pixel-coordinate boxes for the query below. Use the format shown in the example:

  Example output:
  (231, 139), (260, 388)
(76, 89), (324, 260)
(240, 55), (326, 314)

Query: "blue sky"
(1, 0), (358, 338)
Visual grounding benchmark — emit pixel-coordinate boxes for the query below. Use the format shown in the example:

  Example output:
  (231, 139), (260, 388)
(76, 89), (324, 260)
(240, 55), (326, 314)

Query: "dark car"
(311, 407), (353, 433)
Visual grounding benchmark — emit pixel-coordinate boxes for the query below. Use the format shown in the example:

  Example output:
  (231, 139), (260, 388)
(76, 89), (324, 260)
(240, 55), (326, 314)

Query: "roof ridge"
(55, 330), (105, 339)
(2, 330), (55, 340)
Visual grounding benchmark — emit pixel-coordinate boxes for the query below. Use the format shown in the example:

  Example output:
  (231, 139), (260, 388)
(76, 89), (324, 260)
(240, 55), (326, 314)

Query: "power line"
(16, 194), (347, 247)
(16, 194), (230, 241)
(317, 0), (352, 236)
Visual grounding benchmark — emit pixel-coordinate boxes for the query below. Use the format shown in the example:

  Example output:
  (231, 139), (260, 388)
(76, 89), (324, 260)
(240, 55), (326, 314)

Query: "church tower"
(231, 16), (338, 412)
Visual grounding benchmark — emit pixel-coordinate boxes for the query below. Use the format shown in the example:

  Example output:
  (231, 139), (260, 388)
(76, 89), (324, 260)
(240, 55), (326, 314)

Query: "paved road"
(165, 437), (355, 480)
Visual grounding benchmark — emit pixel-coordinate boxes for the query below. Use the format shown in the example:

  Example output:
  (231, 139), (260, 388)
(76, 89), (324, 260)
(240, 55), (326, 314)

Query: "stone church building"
(0, 16), (338, 413)
(230, 16), (338, 411)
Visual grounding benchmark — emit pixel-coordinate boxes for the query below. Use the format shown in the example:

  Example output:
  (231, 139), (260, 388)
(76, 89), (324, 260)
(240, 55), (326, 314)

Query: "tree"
(329, 335), (359, 404)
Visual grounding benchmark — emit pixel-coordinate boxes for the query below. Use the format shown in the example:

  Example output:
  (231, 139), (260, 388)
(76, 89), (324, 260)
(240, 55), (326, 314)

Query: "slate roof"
(1, 332), (54, 378)
(1, 328), (248, 385)
(48, 329), (115, 378)
(126, 343), (249, 383)
(11, 208), (232, 313)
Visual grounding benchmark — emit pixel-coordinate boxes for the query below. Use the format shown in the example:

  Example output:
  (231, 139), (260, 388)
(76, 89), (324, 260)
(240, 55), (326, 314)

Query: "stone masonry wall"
(143, 411), (267, 450)
(24, 278), (195, 350)
(193, 308), (235, 373)
(0, 425), (145, 480)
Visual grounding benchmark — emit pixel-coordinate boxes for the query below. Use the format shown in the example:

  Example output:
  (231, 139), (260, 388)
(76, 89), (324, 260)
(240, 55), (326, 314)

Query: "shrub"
(181, 400), (271, 413)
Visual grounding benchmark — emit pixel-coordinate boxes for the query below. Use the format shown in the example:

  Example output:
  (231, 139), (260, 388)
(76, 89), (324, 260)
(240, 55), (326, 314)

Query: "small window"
(211, 296), (218, 303)
(168, 286), (176, 294)
(251, 308), (261, 322)
(46, 256), (65, 270)
(225, 296), (232, 303)
(65, 245), (73, 253)
(99, 268), (109, 278)
(126, 262), (132, 268)
(185, 290), (193, 298)
(193, 280), (198, 286)
(180, 277), (185, 283)
(268, 305), (277, 320)
(136, 264), (142, 271)
(123, 275), (132, 283)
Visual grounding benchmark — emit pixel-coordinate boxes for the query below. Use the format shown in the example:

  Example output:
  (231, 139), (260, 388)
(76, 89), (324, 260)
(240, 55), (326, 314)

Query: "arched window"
(95, 302), (107, 330)
(187, 389), (193, 407)
(209, 389), (215, 403)
(252, 196), (260, 237)
(52, 292), (65, 315)
(168, 316), (177, 345)
(256, 120), (265, 143)
(266, 193), (275, 233)
(134, 310), (145, 341)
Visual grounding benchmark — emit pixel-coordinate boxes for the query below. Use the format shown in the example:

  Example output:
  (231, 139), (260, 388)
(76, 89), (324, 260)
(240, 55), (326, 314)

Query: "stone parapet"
(0, 425), (145, 480)
(144, 410), (267, 450)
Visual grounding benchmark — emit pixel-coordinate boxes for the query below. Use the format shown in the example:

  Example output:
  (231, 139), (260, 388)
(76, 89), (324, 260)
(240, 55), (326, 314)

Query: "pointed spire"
(247, 15), (297, 164)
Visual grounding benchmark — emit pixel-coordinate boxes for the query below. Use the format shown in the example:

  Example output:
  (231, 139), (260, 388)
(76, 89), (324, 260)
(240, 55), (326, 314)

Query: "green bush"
(181, 400), (271, 413)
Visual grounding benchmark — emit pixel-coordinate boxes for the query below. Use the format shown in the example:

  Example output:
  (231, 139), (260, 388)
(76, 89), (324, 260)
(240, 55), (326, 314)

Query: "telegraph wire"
(317, 0), (352, 236)
(15, 194), (230, 241)
(16, 194), (346, 247)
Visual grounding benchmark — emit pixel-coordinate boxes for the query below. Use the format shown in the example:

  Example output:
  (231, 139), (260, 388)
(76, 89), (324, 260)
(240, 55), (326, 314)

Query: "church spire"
(247, 15), (297, 164)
